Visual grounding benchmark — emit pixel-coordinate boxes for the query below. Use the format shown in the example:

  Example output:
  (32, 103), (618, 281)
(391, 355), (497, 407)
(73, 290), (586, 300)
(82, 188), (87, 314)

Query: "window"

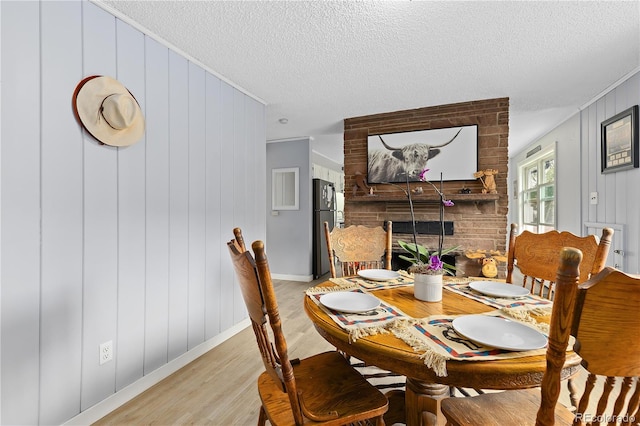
(518, 147), (555, 233)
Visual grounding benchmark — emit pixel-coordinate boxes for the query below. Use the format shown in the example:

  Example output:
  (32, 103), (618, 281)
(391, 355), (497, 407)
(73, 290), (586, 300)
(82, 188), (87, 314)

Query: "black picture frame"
(366, 125), (478, 184)
(601, 105), (639, 173)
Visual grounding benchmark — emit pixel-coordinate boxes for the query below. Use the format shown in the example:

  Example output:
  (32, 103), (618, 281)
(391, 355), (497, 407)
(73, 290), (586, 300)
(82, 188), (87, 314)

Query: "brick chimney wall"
(343, 98), (510, 275)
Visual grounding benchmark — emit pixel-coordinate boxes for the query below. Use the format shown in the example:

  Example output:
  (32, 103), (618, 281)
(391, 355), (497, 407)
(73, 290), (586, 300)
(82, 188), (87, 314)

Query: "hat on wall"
(73, 75), (145, 147)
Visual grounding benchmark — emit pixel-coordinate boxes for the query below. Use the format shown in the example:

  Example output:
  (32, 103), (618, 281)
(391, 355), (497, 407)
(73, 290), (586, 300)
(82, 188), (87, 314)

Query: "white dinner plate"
(469, 280), (530, 298)
(452, 315), (547, 351)
(319, 292), (381, 313)
(357, 269), (400, 281)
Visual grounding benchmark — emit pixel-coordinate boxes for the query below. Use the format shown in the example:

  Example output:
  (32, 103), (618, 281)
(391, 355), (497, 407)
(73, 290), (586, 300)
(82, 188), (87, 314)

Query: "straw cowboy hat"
(73, 75), (145, 147)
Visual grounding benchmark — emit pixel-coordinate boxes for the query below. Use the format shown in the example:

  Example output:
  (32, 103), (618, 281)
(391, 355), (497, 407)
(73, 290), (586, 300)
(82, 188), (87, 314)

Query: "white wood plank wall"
(581, 72), (640, 274)
(0, 1), (266, 424)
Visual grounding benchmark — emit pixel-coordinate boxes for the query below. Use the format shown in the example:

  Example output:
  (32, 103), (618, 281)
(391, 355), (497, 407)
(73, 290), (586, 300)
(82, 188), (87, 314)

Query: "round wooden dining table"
(303, 279), (582, 426)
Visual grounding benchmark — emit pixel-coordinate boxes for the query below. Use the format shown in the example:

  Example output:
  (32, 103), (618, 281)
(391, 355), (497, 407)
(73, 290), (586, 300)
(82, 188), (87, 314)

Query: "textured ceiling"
(98, 0), (640, 164)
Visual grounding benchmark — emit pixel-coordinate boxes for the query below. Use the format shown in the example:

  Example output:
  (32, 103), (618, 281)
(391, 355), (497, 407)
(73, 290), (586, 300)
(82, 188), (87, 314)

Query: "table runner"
(306, 285), (410, 341)
(443, 279), (554, 333)
(307, 279), (564, 378)
(444, 280), (552, 309)
(328, 270), (414, 290)
(387, 309), (573, 377)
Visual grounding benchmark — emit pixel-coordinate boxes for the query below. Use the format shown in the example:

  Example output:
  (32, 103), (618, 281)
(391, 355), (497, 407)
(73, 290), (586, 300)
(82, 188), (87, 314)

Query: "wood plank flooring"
(94, 275), (583, 425)
(94, 276), (334, 425)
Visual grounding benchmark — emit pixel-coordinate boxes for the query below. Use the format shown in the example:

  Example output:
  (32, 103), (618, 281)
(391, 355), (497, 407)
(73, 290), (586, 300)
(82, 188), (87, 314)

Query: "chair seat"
(258, 351), (389, 425)
(441, 388), (575, 426)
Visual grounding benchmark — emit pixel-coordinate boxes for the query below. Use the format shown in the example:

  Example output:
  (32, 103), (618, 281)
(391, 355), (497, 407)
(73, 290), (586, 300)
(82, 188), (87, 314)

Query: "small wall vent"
(526, 145), (542, 158)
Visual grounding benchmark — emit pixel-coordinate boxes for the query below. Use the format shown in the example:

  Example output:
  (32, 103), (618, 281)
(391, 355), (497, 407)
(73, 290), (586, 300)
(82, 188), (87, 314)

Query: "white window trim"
(516, 144), (557, 233)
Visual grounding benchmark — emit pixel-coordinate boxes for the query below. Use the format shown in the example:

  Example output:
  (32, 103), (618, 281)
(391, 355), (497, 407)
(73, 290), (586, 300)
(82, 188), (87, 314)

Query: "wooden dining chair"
(506, 223), (613, 300)
(323, 220), (405, 396)
(441, 247), (640, 426)
(324, 221), (393, 278)
(227, 228), (389, 426)
(455, 225), (613, 401)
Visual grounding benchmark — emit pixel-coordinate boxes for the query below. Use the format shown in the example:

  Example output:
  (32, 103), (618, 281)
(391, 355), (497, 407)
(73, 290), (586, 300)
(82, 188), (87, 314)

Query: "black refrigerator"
(313, 178), (336, 279)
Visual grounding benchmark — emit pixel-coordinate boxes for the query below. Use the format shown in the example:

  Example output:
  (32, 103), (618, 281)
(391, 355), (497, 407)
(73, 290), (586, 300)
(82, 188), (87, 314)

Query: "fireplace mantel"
(342, 98), (509, 263)
(349, 193), (498, 204)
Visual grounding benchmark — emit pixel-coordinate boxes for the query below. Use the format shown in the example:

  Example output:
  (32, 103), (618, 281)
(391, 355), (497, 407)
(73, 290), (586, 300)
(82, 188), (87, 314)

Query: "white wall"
(580, 71), (640, 273)
(509, 69), (640, 273)
(266, 139), (313, 281)
(0, 1), (266, 424)
(509, 114), (582, 235)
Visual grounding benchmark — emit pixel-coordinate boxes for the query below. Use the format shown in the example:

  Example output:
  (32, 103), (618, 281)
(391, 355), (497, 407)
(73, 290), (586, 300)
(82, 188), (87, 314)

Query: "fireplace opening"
(384, 221), (453, 235)
(382, 220), (457, 271)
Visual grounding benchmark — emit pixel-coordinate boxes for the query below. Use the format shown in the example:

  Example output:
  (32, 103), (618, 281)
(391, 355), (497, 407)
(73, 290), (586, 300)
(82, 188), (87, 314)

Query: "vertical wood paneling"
(586, 105), (598, 223)
(187, 63), (206, 349)
(253, 98), (267, 242)
(1, 1), (266, 423)
(115, 19), (146, 391)
(245, 97), (258, 240)
(81, 2), (119, 410)
(39, 1), (84, 423)
(241, 97), (267, 300)
(603, 93), (617, 224)
(219, 82), (236, 331)
(581, 71), (640, 274)
(614, 81), (629, 229)
(233, 91), (248, 323)
(625, 74), (640, 273)
(0, 2), (41, 424)
(612, 74), (640, 273)
(595, 100), (608, 221)
(144, 37), (170, 373)
(205, 74), (222, 340)
(167, 50), (189, 361)
(580, 104), (590, 219)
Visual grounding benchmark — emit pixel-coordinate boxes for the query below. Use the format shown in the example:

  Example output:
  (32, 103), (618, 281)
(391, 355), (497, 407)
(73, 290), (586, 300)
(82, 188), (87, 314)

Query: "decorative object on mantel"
(473, 169), (499, 194)
(72, 75), (145, 147)
(464, 249), (507, 278)
(458, 186), (471, 194)
(352, 172), (372, 196)
(384, 168), (459, 302)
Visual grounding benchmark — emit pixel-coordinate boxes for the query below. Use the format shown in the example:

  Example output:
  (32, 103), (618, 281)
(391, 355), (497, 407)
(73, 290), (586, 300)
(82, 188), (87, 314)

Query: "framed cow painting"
(367, 125), (478, 183)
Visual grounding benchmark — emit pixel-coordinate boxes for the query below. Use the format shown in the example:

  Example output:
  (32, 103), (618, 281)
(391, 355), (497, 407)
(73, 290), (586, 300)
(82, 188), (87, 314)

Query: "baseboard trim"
(63, 318), (251, 425)
(272, 273), (314, 282)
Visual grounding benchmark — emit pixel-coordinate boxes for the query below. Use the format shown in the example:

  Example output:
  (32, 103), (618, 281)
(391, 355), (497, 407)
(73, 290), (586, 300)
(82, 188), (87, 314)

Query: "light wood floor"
(94, 275), (335, 425)
(94, 275), (584, 425)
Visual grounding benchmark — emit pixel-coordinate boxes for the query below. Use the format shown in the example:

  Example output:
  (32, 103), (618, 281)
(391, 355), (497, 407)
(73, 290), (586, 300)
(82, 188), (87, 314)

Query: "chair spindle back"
(567, 267), (640, 426)
(227, 229), (303, 424)
(324, 221), (393, 278)
(506, 223), (613, 299)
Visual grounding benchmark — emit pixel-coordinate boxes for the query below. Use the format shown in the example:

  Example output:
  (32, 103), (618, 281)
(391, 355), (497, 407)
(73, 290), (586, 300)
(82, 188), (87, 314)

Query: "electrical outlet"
(590, 192), (598, 205)
(100, 340), (113, 365)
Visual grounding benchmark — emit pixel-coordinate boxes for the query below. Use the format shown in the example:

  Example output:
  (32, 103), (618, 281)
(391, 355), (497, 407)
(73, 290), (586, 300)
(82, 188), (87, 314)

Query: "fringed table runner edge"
(305, 286), (410, 342)
(306, 280), (559, 378)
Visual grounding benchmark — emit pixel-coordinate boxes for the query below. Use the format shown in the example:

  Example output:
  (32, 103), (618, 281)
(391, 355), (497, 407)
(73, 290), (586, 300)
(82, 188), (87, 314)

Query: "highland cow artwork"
(367, 125), (478, 183)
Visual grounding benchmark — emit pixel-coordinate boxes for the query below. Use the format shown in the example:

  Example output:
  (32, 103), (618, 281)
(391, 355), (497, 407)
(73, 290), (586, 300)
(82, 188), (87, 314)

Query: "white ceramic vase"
(414, 273), (443, 302)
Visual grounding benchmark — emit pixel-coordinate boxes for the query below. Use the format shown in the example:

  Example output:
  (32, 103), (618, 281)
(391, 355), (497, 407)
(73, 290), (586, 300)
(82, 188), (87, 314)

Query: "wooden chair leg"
(567, 377), (579, 410)
(384, 389), (406, 425)
(258, 405), (267, 426)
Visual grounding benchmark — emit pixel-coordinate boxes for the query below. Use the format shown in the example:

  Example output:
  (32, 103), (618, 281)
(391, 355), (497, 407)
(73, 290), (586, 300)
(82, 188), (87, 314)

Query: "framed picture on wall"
(366, 125), (478, 183)
(601, 105), (639, 173)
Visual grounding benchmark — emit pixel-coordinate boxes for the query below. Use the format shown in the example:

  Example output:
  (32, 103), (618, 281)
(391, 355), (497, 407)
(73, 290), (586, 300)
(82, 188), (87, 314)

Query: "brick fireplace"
(343, 98), (509, 276)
